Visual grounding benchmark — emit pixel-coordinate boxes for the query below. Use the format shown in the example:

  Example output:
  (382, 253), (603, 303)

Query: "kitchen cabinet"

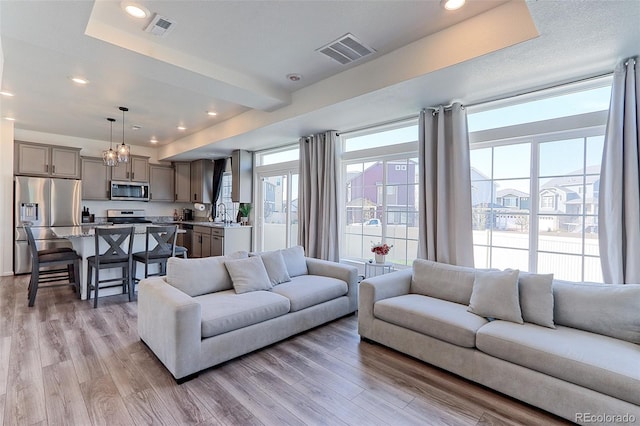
(189, 225), (251, 258)
(81, 157), (110, 200)
(231, 149), (253, 203)
(15, 141), (81, 179)
(174, 162), (191, 202)
(111, 155), (149, 182)
(149, 164), (174, 202)
(190, 159), (214, 203)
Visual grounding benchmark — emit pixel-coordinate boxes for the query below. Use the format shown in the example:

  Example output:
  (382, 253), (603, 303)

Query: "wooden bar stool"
(132, 225), (178, 287)
(86, 227), (134, 308)
(24, 225), (81, 307)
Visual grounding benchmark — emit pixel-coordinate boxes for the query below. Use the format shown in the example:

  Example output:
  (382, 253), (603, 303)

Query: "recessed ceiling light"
(150, 137), (158, 144)
(121, 2), (149, 19)
(177, 126), (186, 131)
(207, 111), (217, 116)
(441, 0), (465, 11)
(4, 117), (16, 121)
(287, 73), (302, 82)
(70, 77), (89, 85)
(0, 90), (15, 97)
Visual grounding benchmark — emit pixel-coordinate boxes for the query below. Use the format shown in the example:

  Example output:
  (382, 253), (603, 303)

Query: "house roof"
(1, 2), (638, 161)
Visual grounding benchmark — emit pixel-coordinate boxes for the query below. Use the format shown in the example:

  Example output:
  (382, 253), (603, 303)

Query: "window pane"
(473, 245), (490, 269)
(539, 139), (584, 177)
(584, 257), (604, 283)
(344, 124), (417, 152)
(470, 148), (492, 179)
(490, 247), (529, 271)
(257, 146), (299, 166)
(586, 136), (604, 170)
(468, 85), (611, 132)
(538, 252), (583, 281)
(262, 175), (287, 251)
(493, 143), (530, 179)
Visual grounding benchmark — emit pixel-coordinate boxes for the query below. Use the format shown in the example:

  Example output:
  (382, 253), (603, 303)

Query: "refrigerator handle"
(45, 164), (49, 173)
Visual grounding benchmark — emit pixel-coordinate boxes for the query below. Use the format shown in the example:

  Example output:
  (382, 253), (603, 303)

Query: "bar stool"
(132, 225), (178, 286)
(24, 225), (81, 307)
(174, 245), (188, 258)
(86, 227), (134, 308)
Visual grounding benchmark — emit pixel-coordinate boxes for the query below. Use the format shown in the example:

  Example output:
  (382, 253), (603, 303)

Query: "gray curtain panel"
(418, 104), (474, 267)
(599, 57), (640, 284)
(298, 131), (340, 262)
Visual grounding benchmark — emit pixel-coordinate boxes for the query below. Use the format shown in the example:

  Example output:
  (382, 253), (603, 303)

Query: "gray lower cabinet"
(149, 164), (174, 202)
(191, 225), (251, 258)
(81, 156), (110, 200)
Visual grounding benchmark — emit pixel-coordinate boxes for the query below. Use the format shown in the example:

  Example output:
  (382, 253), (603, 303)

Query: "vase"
(375, 254), (386, 264)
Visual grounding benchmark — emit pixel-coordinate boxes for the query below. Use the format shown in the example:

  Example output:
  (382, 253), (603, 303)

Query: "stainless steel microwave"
(110, 181), (150, 201)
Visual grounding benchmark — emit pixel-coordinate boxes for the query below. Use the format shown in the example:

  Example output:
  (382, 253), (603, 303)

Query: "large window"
(342, 120), (419, 266)
(469, 81), (610, 282)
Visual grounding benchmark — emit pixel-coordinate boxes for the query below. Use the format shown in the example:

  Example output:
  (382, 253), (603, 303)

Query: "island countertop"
(50, 224), (185, 239)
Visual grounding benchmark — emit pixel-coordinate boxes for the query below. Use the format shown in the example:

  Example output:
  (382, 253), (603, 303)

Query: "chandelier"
(117, 106), (131, 163)
(102, 117), (118, 167)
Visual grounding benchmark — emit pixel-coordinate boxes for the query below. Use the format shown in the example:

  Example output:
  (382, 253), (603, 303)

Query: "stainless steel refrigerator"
(14, 176), (82, 274)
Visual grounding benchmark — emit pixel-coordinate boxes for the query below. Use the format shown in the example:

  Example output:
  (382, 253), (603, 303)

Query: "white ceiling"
(1, 0), (639, 162)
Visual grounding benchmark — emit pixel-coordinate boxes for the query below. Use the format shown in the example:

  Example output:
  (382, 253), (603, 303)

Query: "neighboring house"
(496, 188), (530, 210)
(346, 160), (418, 225)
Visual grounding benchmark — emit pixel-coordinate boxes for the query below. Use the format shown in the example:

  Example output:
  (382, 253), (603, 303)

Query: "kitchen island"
(51, 224), (184, 300)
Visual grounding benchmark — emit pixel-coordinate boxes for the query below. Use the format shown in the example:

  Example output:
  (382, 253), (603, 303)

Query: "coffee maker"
(183, 208), (194, 221)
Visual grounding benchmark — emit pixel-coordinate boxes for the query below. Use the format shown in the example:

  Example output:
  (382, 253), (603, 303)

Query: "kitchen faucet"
(217, 203), (231, 224)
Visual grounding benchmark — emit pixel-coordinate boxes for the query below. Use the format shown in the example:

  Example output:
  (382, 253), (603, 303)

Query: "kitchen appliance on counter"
(106, 209), (153, 224)
(183, 208), (194, 221)
(110, 181), (150, 201)
(14, 176), (82, 274)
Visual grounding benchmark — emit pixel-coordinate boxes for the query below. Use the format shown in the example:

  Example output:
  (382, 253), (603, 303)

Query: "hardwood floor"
(0, 274), (573, 426)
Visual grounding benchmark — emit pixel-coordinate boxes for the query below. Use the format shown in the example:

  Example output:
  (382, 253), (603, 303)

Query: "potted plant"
(238, 203), (252, 225)
(371, 241), (393, 264)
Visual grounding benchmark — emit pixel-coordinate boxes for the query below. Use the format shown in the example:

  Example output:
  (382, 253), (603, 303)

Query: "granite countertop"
(167, 221), (251, 229)
(51, 224), (186, 238)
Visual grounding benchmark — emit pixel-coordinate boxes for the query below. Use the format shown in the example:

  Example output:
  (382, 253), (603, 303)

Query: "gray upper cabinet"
(111, 155), (149, 182)
(231, 150), (253, 203)
(149, 164), (175, 202)
(190, 159), (214, 204)
(174, 162), (191, 202)
(15, 141), (81, 179)
(81, 157), (110, 200)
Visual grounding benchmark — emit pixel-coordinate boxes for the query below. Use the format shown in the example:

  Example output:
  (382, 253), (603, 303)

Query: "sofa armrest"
(306, 257), (359, 312)
(358, 268), (412, 338)
(137, 277), (202, 380)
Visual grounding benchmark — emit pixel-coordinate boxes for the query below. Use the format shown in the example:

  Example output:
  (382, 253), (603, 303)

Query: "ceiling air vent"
(317, 33), (376, 65)
(144, 13), (175, 37)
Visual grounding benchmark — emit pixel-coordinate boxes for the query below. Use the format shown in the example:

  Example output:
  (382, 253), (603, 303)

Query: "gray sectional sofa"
(358, 259), (640, 425)
(138, 246), (358, 381)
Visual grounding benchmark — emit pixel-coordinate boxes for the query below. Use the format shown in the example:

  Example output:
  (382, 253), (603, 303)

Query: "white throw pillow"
(468, 269), (523, 324)
(225, 256), (273, 294)
(519, 272), (555, 328)
(259, 250), (291, 286)
(280, 245), (308, 277)
(166, 256), (236, 297)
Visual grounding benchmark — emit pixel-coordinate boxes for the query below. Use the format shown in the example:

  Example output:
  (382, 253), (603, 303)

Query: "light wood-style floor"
(0, 274), (573, 426)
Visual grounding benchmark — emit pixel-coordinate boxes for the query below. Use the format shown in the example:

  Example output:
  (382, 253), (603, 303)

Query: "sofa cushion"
(258, 250), (291, 286)
(374, 294), (488, 348)
(519, 272), (555, 328)
(553, 280), (640, 343)
(269, 274), (347, 312)
(476, 321), (640, 406)
(280, 245), (308, 277)
(468, 269), (523, 324)
(196, 290), (291, 338)
(225, 256), (273, 294)
(166, 253), (247, 297)
(410, 259), (476, 305)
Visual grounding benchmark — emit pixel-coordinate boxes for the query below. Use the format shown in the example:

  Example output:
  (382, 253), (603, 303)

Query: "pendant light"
(102, 118), (118, 167)
(117, 106), (131, 163)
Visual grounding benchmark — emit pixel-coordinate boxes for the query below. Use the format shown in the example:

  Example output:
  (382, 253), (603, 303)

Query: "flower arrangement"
(371, 242), (393, 255)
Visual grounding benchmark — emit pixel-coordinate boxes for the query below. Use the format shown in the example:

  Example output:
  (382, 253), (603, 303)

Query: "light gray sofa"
(138, 246), (358, 381)
(358, 259), (640, 425)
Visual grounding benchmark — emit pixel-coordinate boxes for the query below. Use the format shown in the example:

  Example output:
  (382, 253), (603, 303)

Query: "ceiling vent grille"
(144, 14), (175, 37)
(317, 33), (376, 65)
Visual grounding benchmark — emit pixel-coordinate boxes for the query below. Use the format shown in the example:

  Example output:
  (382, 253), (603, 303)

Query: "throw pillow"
(280, 245), (308, 277)
(519, 272), (555, 328)
(166, 256), (234, 297)
(259, 250), (291, 286)
(468, 269), (523, 324)
(225, 256), (273, 294)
